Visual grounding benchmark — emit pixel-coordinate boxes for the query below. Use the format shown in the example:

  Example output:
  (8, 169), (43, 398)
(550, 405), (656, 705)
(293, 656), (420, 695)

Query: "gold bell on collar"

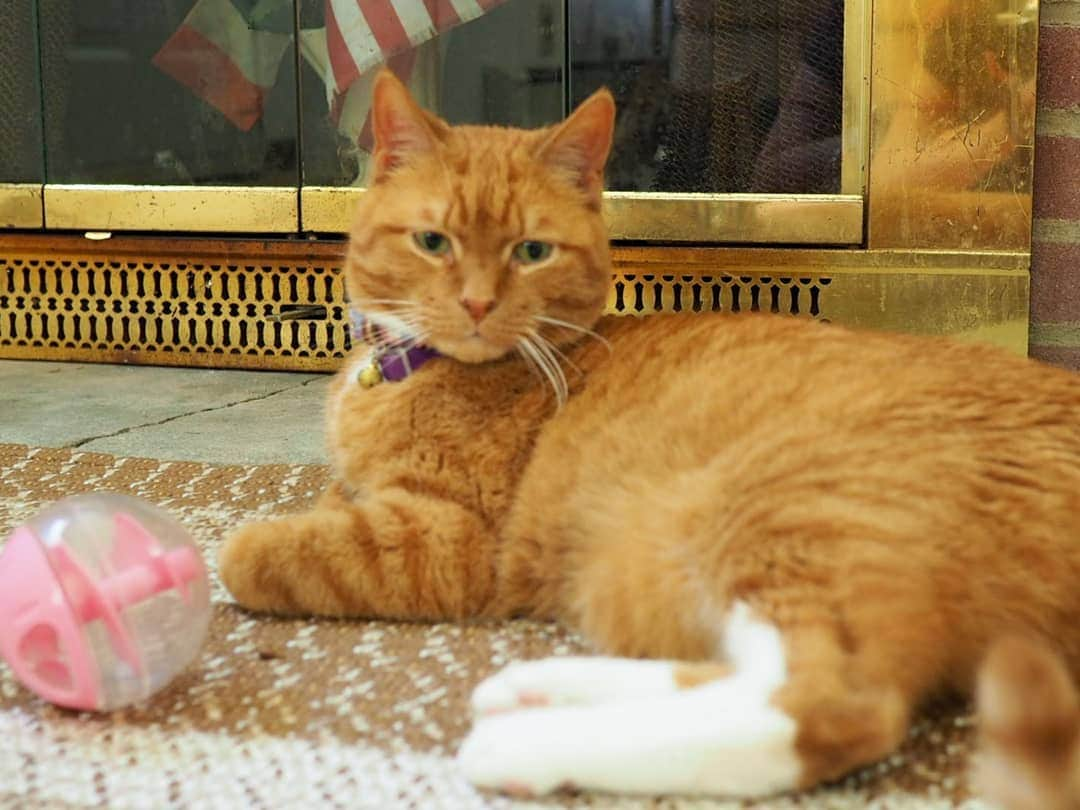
(357, 362), (384, 389)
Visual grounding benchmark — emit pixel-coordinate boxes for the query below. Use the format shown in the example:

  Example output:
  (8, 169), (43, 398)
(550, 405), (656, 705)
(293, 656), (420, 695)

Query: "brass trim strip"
(43, 185), (299, 232)
(0, 233), (1028, 269)
(611, 246), (1029, 272)
(604, 192), (863, 243)
(841, 0), (872, 195)
(301, 187), (864, 244)
(301, 186), (360, 233)
(0, 184), (44, 229)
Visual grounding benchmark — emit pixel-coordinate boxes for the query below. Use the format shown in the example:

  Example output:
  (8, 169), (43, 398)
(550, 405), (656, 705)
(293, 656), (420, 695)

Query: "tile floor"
(0, 360), (331, 465)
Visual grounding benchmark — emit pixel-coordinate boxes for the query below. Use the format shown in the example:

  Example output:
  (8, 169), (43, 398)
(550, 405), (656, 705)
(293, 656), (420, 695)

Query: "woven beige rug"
(0, 444), (988, 809)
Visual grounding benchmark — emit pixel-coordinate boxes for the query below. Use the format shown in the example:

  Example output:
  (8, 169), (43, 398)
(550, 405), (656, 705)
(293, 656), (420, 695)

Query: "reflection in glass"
(571, 0), (843, 194)
(869, 0), (1037, 249)
(38, 0), (298, 185)
(300, 0), (564, 187)
(1, 1), (44, 183)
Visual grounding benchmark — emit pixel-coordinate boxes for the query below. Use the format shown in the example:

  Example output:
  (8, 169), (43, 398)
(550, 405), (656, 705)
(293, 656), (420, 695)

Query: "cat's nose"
(460, 297), (495, 323)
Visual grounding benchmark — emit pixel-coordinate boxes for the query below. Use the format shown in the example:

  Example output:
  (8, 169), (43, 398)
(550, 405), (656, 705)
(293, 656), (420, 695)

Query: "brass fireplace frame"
(0, 0), (1039, 369)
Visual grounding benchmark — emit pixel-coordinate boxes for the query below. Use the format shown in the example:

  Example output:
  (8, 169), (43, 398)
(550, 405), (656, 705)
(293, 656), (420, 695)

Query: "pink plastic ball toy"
(0, 494), (211, 711)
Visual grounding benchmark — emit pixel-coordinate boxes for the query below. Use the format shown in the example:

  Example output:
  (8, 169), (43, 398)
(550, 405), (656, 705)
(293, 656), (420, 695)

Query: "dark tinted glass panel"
(39, 0), (298, 185)
(571, 0), (843, 193)
(301, 0), (564, 187)
(1, 1), (44, 182)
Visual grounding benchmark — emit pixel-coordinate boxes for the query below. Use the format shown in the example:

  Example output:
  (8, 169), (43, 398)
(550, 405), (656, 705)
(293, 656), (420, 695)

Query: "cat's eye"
(512, 241), (554, 265)
(413, 231), (452, 256)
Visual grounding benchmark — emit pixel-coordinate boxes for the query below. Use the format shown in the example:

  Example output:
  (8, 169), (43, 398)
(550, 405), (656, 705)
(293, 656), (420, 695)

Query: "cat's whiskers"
(534, 315), (612, 352)
(533, 339), (570, 405)
(515, 342), (545, 385)
(530, 329), (584, 379)
(518, 334), (568, 408)
(517, 338), (563, 406)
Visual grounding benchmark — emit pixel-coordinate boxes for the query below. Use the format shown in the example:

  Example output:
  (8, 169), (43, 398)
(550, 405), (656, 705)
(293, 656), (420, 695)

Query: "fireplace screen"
(0, 0), (1035, 252)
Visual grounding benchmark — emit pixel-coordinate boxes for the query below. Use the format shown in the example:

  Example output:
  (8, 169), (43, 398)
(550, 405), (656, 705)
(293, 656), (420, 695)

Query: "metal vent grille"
(0, 247), (836, 371)
(609, 274), (832, 316)
(0, 257), (350, 371)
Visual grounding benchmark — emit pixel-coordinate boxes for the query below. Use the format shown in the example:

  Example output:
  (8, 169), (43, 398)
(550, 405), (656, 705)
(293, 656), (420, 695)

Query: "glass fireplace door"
(35, 0), (301, 232)
(298, 0), (867, 243)
(9, 0), (1040, 252)
(298, 0), (568, 231)
(0, 1), (45, 229)
(570, 0), (866, 242)
(7, 0), (867, 242)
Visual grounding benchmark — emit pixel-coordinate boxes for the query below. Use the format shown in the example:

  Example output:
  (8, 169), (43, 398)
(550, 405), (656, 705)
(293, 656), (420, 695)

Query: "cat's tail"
(975, 635), (1080, 810)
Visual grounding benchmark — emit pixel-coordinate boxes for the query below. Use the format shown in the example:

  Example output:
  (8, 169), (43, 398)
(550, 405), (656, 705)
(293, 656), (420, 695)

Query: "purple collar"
(375, 343), (442, 382)
(350, 310), (441, 385)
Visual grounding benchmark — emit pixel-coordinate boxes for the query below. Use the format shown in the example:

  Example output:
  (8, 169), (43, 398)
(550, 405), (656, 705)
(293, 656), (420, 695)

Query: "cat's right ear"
(370, 70), (448, 184)
(536, 88), (616, 209)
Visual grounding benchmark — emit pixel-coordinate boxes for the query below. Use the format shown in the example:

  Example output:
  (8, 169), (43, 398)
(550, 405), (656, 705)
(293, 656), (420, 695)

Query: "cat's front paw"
(218, 520), (293, 613)
(219, 510), (369, 617)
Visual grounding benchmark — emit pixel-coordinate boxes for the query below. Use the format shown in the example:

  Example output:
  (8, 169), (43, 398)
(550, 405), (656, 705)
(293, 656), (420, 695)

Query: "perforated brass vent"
(0, 238), (1026, 370)
(608, 274), (831, 316)
(0, 250), (835, 371)
(0, 256), (350, 371)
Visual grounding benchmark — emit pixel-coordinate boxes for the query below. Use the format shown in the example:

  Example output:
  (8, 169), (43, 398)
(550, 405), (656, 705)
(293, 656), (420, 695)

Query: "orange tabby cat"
(219, 70), (1080, 799)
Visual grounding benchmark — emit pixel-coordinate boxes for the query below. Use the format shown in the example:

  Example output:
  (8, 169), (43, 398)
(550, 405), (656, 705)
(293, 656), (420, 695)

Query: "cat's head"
(345, 70), (615, 367)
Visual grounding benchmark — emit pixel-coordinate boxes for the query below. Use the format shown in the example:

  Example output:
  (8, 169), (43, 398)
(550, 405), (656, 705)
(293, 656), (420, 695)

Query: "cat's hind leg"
(459, 601), (912, 798)
(460, 661), (799, 797)
(468, 599), (774, 715)
(470, 656), (732, 715)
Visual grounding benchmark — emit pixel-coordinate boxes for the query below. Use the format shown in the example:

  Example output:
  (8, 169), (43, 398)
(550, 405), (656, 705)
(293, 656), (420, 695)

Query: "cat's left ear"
(536, 88), (615, 208)
(370, 69), (449, 184)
